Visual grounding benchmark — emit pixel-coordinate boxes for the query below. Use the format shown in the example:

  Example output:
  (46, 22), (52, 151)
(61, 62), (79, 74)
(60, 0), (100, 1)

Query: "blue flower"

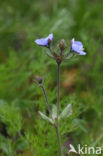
(35, 34), (53, 47)
(71, 38), (86, 55)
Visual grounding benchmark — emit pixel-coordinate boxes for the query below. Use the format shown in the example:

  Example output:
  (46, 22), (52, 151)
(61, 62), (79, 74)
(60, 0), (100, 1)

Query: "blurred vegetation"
(0, 0), (103, 155)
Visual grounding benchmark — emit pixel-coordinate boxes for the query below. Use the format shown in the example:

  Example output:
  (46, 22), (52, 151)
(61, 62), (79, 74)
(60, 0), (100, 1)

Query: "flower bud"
(58, 39), (67, 55)
(33, 76), (43, 87)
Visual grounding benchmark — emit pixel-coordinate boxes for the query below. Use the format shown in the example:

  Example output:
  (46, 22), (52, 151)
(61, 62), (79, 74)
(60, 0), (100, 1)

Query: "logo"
(68, 144), (101, 155)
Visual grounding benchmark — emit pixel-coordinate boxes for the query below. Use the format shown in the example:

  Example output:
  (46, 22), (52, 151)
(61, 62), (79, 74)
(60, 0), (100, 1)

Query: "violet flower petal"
(71, 38), (86, 55)
(35, 33), (53, 47)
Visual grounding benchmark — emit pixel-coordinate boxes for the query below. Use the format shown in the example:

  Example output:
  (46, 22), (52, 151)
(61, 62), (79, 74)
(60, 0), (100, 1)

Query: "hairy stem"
(56, 62), (64, 156)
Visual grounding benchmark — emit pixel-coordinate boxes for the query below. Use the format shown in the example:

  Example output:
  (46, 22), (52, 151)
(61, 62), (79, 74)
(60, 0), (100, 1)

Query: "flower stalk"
(55, 62), (64, 156)
(57, 63), (60, 119)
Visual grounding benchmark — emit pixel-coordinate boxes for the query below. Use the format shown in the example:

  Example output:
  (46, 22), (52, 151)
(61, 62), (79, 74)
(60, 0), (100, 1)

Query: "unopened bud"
(58, 39), (67, 54)
(33, 76), (43, 87)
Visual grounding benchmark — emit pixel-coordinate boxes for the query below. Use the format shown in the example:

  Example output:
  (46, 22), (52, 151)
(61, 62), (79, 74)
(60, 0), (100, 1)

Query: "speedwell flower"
(35, 33), (53, 47)
(71, 38), (86, 55)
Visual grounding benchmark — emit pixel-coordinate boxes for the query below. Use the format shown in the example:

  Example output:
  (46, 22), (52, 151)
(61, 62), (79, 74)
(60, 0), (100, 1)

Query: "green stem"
(56, 62), (64, 156)
(55, 123), (64, 156)
(57, 63), (60, 118)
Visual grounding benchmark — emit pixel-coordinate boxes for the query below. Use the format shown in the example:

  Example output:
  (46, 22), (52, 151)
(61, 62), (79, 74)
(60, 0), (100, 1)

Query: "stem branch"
(41, 85), (51, 115)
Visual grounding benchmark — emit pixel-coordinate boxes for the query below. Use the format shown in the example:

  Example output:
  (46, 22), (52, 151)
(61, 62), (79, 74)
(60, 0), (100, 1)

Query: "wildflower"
(71, 38), (86, 55)
(35, 33), (53, 47)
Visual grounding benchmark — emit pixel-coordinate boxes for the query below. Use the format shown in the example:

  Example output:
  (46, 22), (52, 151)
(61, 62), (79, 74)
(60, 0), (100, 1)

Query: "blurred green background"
(0, 0), (103, 155)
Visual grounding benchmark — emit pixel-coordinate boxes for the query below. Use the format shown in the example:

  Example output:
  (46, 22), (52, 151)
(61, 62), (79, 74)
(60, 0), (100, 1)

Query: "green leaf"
(51, 105), (57, 120)
(38, 111), (54, 124)
(59, 104), (72, 120)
